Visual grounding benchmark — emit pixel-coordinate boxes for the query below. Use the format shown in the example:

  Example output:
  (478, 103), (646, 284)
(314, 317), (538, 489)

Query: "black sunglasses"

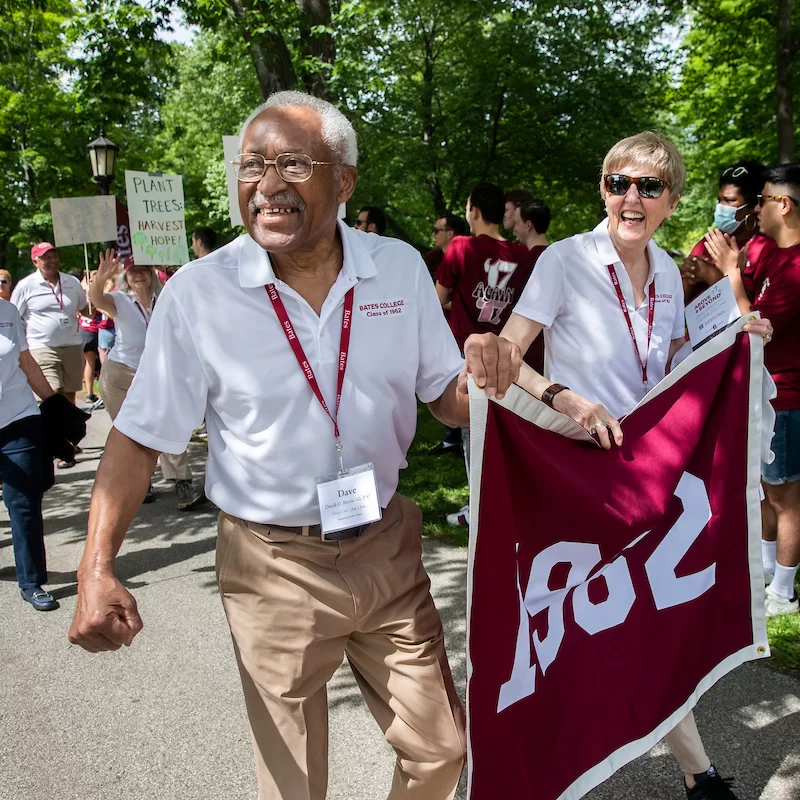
(604, 174), (669, 199)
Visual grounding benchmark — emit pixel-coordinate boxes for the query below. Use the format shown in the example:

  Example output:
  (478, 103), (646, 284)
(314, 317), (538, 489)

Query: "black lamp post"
(87, 129), (119, 195)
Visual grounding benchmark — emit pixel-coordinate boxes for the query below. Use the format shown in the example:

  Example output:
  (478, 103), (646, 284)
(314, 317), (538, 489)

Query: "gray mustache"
(248, 191), (305, 213)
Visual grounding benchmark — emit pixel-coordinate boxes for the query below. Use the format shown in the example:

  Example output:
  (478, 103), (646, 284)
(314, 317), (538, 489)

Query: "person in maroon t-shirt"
(435, 182), (536, 349)
(706, 163), (800, 618)
(681, 161), (765, 304)
(425, 214), (469, 455)
(513, 199), (552, 373)
(435, 182), (536, 525)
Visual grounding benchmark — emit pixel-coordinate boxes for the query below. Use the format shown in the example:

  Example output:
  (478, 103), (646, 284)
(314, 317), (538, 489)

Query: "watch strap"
(541, 383), (569, 408)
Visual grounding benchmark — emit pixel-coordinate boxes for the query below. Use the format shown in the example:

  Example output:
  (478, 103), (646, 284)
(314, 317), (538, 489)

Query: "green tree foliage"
(334, 0), (679, 245)
(0, 0), (171, 275)
(178, 0), (335, 98)
(664, 0), (800, 251)
(7, 0), (795, 273)
(156, 27), (260, 235)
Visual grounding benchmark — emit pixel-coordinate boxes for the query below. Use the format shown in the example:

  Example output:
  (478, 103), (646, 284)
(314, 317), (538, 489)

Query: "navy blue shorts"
(762, 408), (800, 485)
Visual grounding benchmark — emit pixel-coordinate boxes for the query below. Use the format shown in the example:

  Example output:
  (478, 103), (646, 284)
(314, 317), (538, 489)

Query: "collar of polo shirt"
(238, 220), (378, 289)
(592, 219), (671, 277)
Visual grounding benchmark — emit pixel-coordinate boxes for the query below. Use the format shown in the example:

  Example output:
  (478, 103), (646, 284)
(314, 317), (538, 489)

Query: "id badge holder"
(58, 314), (71, 328)
(316, 462), (382, 539)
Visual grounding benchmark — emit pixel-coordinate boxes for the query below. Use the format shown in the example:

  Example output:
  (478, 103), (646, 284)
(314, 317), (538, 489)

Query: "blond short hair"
(0, 269), (11, 282)
(602, 132), (685, 200)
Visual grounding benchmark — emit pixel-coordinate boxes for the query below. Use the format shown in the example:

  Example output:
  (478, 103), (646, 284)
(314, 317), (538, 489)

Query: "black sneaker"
(686, 766), (738, 799)
(20, 587), (57, 611)
(175, 480), (207, 511)
(142, 483), (156, 504)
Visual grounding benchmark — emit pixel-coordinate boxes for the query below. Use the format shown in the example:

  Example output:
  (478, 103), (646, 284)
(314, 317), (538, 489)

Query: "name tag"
(316, 463), (382, 536)
(58, 315), (71, 328)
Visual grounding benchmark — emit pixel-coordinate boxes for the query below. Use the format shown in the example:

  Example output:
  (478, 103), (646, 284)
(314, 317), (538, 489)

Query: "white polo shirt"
(11, 270), (86, 349)
(0, 300), (39, 430)
(514, 219), (685, 419)
(108, 292), (151, 370)
(115, 221), (464, 525)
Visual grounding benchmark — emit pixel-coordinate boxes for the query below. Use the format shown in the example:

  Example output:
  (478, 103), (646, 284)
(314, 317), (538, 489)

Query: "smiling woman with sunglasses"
(478, 131), (767, 800)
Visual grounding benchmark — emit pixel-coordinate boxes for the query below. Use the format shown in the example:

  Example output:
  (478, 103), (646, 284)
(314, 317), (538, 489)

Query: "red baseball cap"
(31, 242), (56, 261)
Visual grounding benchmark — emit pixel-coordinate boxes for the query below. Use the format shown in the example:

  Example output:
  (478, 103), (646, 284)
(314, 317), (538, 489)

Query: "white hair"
(116, 266), (162, 302)
(239, 91), (358, 166)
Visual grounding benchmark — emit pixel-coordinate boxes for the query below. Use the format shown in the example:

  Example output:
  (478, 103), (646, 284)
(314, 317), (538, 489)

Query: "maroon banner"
(115, 199), (132, 261)
(466, 326), (769, 800)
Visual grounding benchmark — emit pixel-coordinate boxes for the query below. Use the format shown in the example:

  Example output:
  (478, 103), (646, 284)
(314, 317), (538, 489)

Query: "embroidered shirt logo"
(358, 299), (405, 318)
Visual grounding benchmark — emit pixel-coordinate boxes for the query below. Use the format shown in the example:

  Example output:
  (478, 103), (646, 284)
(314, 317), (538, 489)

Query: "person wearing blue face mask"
(681, 160), (767, 304)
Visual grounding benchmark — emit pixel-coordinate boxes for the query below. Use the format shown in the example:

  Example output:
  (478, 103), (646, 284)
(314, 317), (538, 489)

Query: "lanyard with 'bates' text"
(266, 283), (354, 472)
(48, 278), (64, 311)
(607, 264), (656, 386)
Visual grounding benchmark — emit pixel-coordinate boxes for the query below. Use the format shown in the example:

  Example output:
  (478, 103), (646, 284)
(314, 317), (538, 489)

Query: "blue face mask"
(714, 203), (745, 234)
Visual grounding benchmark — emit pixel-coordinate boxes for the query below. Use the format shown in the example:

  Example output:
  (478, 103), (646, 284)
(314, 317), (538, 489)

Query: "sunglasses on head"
(604, 174), (669, 199)
(722, 166), (749, 179)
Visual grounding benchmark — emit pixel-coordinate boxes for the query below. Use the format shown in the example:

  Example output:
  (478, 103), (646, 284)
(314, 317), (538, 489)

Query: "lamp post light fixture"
(87, 129), (119, 195)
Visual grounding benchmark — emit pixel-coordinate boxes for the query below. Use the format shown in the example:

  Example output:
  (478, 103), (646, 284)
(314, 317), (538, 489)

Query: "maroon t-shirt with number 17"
(435, 235), (538, 350)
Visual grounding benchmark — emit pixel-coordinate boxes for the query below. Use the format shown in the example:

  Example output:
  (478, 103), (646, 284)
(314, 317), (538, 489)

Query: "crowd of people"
(0, 227), (218, 608)
(0, 87), (796, 800)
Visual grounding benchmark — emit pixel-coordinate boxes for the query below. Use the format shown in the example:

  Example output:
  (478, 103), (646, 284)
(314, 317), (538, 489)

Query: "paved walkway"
(1, 409), (799, 799)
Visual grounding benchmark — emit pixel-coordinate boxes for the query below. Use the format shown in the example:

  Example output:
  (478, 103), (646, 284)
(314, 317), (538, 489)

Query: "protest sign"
(125, 171), (189, 265)
(222, 136), (243, 228)
(50, 196), (117, 247)
(466, 322), (769, 800)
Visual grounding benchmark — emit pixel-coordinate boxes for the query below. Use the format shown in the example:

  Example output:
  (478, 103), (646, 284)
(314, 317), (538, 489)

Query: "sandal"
(57, 459), (76, 469)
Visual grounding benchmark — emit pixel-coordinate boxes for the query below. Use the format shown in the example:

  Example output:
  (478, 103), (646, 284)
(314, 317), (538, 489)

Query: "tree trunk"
(295, 0), (335, 98)
(777, 0), (794, 163)
(228, 0), (297, 100)
(419, 31), (447, 218)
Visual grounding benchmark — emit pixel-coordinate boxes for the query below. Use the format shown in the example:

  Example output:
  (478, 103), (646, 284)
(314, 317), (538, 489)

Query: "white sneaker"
(764, 569), (774, 587)
(446, 505), (470, 526)
(765, 585), (799, 617)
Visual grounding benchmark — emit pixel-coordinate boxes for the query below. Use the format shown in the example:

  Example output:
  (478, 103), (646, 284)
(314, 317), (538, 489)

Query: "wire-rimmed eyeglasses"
(231, 152), (339, 183)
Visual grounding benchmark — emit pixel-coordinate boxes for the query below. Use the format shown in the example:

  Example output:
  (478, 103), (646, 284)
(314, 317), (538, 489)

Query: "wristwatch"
(541, 383), (569, 408)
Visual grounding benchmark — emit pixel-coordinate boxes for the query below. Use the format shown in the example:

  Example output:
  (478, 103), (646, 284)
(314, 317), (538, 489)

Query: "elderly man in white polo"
(68, 91), (518, 799)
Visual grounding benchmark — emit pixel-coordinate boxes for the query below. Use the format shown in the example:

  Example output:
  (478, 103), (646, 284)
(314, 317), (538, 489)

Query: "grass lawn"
(402, 405), (799, 673)
(398, 405), (469, 547)
(766, 612), (800, 673)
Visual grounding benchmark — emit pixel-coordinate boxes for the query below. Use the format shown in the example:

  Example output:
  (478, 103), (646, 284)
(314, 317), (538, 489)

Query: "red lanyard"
(266, 284), (354, 441)
(607, 265), (656, 385)
(134, 296), (155, 328)
(47, 278), (64, 311)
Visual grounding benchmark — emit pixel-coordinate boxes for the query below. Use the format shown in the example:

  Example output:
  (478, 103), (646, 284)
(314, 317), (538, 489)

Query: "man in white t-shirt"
(68, 91), (517, 799)
(11, 243), (88, 407)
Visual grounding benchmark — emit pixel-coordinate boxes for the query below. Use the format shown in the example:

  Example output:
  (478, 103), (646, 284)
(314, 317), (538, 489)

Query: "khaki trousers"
(99, 359), (192, 480)
(216, 495), (466, 800)
(31, 344), (83, 394)
(663, 711), (710, 775)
